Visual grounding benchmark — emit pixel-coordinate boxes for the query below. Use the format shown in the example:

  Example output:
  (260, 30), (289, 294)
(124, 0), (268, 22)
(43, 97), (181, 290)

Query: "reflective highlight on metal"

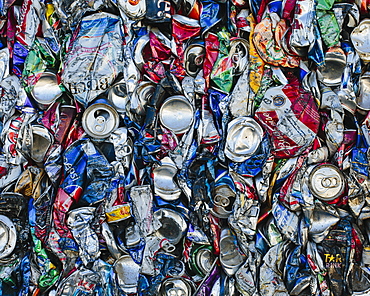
(308, 164), (345, 201)
(114, 255), (140, 294)
(153, 157), (181, 201)
(0, 215), (16, 259)
(158, 277), (195, 296)
(351, 19), (370, 63)
(159, 95), (194, 134)
(184, 40), (205, 77)
(31, 72), (62, 109)
(219, 228), (246, 276)
(82, 101), (120, 139)
(154, 208), (187, 245)
(225, 117), (263, 162)
(357, 72), (370, 111)
(317, 47), (347, 86)
(107, 80), (128, 113)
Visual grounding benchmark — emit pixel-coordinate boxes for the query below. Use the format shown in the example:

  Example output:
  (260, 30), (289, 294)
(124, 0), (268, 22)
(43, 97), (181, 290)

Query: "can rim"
(82, 102), (120, 139)
(308, 164), (345, 201)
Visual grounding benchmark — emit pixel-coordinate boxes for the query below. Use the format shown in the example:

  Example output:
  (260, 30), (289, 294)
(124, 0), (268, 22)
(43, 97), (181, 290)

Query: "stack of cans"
(0, 0), (370, 295)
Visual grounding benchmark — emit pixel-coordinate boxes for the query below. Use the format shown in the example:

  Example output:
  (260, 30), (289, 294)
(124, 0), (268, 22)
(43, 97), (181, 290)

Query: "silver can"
(317, 47), (347, 86)
(225, 117), (263, 162)
(107, 80), (128, 113)
(114, 255), (140, 294)
(356, 72), (370, 110)
(0, 214), (17, 259)
(351, 19), (370, 63)
(159, 95), (194, 134)
(184, 40), (205, 77)
(158, 277), (195, 296)
(308, 164), (345, 201)
(154, 208), (187, 245)
(82, 100), (120, 139)
(31, 72), (63, 109)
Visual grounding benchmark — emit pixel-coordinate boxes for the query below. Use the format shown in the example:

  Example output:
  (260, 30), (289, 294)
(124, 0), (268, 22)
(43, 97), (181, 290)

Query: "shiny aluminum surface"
(31, 72), (62, 108)
(184, 42), (205, 77)
(133, 34), (150, 71)
(117, 0), (146, 19)
(154, 208), (187, 245)
(108, 81), (128, 113)
(309, 203), (339, 243)
(317, 48), (347, 86)
(351, 19), (370, 62)
(130, 81), (156, 116)
(159, 95), (194, 134)
(219, 228), (245, 276)
(357, 72), (370, 110)
(158, 277), (195, 296)
(153, 157), (181, 201)
(308, 164), (345, 201)
(82, 102), (120, 139)
(114, 255), (140, 294)
(225, 117), (263, 162)
(194, 247), (214, 276)
(0, 215), (16, 259)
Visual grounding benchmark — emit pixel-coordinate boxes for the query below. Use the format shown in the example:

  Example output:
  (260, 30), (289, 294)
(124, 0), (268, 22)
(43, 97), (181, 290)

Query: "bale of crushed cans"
(0, 0), (370, 294)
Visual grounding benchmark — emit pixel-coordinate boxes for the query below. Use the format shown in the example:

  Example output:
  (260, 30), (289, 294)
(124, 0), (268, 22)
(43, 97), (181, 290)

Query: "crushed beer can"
(1, 0), (370, 294)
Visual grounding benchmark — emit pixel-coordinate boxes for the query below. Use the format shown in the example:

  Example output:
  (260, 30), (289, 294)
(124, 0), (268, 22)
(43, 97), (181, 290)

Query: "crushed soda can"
(1, 0), (370, 294)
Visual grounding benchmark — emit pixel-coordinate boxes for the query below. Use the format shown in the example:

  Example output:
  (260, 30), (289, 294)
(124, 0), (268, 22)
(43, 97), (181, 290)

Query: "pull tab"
(321, 176), (339, 188)
(94, 110), (110, 133)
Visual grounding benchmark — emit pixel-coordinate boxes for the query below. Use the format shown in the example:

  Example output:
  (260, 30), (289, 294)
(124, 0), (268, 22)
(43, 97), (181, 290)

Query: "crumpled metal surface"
(0, 0), (369, 294)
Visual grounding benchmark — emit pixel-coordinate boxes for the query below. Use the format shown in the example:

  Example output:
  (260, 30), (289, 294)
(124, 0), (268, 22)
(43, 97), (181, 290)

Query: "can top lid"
(308, 164), (345, 201)
(159, 96), (194, 134)
(82, 102), (120, 139)
(32, 72), (63, 105)
(225, 117), (263, 162)
(0, 215), (17, 259)
(351, 19), (370, 54)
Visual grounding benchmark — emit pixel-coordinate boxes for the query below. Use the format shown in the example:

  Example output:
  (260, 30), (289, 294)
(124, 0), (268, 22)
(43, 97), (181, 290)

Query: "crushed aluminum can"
(153, 208), (187, 245)
(145, 0), (171, 23)
(158, 277), (196, 296)
(191, 245), (214, 277)
(219, 227), (246, 276)
(130, 185), (161, 238)
(351, 19), (370, 63)
(28, 124), (54, 164)
(289, 0), (316, 55)
(107, 80), (129, 113)
(124, 223), (141, 249)
(224, 117), (263, 162)
(66, 207), (100, 266)
(153, 156), (182, 201)
(308, 164), (346, 202)
(184, 40), (205, 77)
(356, 71), (370, 111)
(317, 47), (347, 87)
(31, 71), (63, 110)
(309, 201), (340, 243)
(0, 214), (17, 259)
(159, 95), (194, 134)
(61, 12), (125, 106)
(117, 0), (146, 20)
(82, 100), (120, 139)
(114, 255), (141, 294)
(129, 81), (156, 120)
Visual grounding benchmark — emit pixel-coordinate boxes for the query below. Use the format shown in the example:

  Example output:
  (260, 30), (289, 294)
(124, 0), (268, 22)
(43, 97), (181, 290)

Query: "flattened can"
(308, 164), (345, 201)
(82, 99), (120, 139)
(31, 72), (63, 109)
(0, 214), (17, 259)
(225, 117), (263, 162)
(351, 19), (370, 63)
